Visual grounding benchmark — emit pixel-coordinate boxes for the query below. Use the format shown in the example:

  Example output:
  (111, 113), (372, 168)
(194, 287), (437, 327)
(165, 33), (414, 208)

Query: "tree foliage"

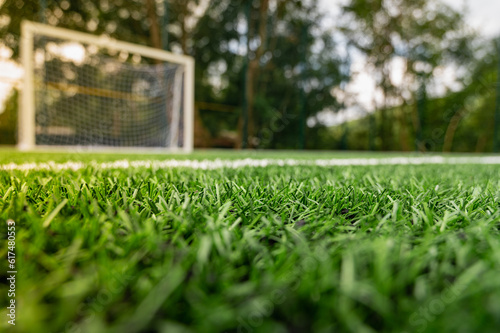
(192, 0), (347, 148)
(340, 0), (475, 150)
(0, 0), (497, 151)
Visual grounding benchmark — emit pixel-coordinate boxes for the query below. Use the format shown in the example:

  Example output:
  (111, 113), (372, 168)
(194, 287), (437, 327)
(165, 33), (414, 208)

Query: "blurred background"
(1, 0), (500, 152)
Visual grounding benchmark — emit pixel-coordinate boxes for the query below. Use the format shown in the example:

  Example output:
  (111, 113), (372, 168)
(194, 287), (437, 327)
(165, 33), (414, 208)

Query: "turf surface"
(1, 152), (500, 333)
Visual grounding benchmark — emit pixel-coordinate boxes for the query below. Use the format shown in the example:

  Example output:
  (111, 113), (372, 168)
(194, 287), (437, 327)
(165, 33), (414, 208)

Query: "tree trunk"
(411, 103), (420, 150)
(475, 134), (488, 152)
(180, 2), (189, 54)
(380, 103), (387, 150)
(398, 105), (411, 151)
(260, 0), (284, 96)
(245, 0), (269, 147)
(398, 61), (411, 151)
(442, 109), (464, 153)
(380, 64), (392, 151)
(145, 0), (162, 50)
(246, 61), (256, 146)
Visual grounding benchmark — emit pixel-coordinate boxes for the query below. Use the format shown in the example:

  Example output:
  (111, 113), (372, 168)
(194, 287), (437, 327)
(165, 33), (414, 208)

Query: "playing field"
(1, 150), (500, 333)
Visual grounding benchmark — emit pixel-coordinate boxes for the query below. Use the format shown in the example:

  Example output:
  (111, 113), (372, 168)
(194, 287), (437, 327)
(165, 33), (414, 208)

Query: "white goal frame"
(18, 20), (194, 152)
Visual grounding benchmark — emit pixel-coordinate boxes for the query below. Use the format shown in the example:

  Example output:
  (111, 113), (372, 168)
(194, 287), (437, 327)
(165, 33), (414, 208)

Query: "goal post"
(18, 20), (194, 152)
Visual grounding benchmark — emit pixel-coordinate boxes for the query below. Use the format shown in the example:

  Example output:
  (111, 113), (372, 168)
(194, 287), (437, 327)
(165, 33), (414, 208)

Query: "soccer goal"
(18, 20), (194, 152)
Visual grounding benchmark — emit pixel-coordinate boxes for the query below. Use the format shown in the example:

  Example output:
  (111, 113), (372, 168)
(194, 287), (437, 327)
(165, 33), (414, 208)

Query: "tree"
(442, 38), (499, 152)
(192, 0), (346, 148)
(1, 0), (346, 148)
(1, 0), (160, 57)
(340, 0), (474, 151)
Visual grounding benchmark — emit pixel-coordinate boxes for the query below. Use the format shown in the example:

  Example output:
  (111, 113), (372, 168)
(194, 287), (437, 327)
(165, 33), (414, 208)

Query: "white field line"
(1, 156), (500, 172)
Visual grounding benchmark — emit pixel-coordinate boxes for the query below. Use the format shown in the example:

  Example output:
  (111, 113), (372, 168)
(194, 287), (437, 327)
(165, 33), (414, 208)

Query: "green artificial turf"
(1, 152), (500, 332)
(0, 148), (490, 164)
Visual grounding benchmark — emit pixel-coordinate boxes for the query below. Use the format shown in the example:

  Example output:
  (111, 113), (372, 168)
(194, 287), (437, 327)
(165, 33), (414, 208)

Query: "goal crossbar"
(18, 20), (194, 152)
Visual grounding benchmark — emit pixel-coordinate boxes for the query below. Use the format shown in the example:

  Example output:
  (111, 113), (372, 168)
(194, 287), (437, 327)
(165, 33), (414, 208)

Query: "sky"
(318, 0), (500, 37)
(442, 0), (500, 37)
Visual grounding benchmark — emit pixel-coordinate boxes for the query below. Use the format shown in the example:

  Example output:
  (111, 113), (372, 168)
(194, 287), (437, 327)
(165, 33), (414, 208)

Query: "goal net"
(18, 21), (194, 151)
